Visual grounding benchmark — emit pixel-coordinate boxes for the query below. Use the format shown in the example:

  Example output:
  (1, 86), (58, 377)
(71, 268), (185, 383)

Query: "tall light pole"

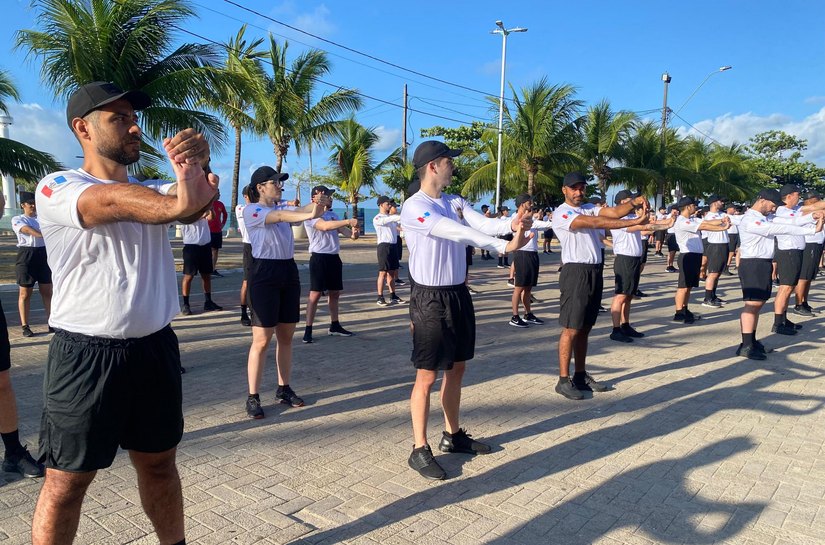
(491, 20), (527, 211)
(657, 72), (671, 209)
(675, 66), (732, 116)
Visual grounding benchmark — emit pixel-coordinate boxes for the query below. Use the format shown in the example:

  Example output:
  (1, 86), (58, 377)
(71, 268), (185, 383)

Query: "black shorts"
(705, 243), (728, 274)
(701, 238), (710, 254)
(377, 242), (399, 272)
(309, 253), (344, 292)
(653, 230), (666, 242)
(728, 233), (740, 252)
(465, 245), (473, 268)
(544, 229), (554, 241)
(410, 283), (475, 371)
(800, 243), (823, 282)
(666, 233), (679, 252)
(182, 243), (213, 276)
(613, 254), (642, 295)
(513, 251), (539, 287)
(677, 252), (702, 288)
(242, 242), (253, 281)
(38, 325), (183, 472)
(395, 238), (404, 261)
(738, 258), (773, 302)
(559, 263), (603, 330)
(641, 241), (649, 264)
(16, 247), (52, 287)
(775, 249), (803, 286)
(210, 231), (223, 249)
(248, 258), (300, 327)
(0, 300), (10, 372)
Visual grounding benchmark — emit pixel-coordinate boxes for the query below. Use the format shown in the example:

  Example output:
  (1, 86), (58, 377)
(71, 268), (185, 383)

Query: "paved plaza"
(1, 234), (824, 544)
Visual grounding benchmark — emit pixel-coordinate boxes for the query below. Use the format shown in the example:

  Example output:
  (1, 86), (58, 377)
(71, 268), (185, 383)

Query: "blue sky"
(4, 0), (825, 207)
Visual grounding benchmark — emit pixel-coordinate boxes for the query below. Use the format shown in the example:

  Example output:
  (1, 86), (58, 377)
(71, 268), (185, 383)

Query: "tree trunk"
(351, 194), (359, 239)
(527, 169), (536, 197)
(229, 124), (242, 233)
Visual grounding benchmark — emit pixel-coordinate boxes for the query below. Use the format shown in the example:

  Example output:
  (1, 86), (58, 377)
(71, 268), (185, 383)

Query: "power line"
(671, 112), (724, 146)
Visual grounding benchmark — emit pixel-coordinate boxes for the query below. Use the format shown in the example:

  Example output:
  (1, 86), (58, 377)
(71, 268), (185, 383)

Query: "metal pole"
(658, 73), (671, 209)
(0, 116), (15, 210)
(494, 32), (507, 211)
(402, 84), (408, 164)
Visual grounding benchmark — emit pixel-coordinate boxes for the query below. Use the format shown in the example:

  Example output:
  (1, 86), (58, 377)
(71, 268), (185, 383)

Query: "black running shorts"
(210, 231), (223, 249)
(559, 263), (603, 330)
(16, 247), (52, 287)
(738, 258), (773, 302)
(410, 283), (475, 371)
(613, 254), (642, 295)
(800, 243), (823, 282)
(677, 252), (702, 288)
(38, 325), (183, 472)
(309, 253), (344, 292)
(666, 233), (679, 252)
(653, 230), (666, 242)
(728, 233), (740, 252)
(775, 249), (803, 286)
(248, 258), (300, 327)
(182, 243), (213, 276)
(465, 245), (473, 268)
(242, 242), (253, 281)
(641, 240), (649, 264)
(705, 243), (728, 274)
(0, 300), (9, 372)
(377, 242), (399, 272)
(513, 250), (539, 287)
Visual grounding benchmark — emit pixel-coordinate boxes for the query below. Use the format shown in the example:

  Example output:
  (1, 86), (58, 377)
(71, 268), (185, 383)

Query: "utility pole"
(658, 72), (671, 209)
(0, 115), (15, 210)
(402, 84), (408, 164)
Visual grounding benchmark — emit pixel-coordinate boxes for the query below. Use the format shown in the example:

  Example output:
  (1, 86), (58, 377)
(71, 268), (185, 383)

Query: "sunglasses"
(262, 180), (284, 188)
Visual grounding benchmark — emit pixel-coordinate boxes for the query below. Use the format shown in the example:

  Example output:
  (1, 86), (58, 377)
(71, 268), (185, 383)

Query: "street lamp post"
(491, 20), (527, 211)
(657, 73), (671, 209)
(675, 66), (732, 116)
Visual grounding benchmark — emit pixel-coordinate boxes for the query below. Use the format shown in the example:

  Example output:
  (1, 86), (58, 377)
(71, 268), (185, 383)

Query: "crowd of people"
(0, 81), (824, 543)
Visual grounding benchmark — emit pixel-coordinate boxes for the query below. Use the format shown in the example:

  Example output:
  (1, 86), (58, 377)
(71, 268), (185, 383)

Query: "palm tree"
(675, 138), (757, 200)
(612, 121), (685, 201)
(0, 69), (62, 186)
(16, 0), (227, 164)
(253, 36), (361, 174)
(580, 99), (637, 198)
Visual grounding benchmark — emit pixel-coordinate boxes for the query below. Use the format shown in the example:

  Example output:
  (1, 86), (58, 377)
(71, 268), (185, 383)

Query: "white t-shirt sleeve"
(676, 217), (701, 233)
(11, 216), (25, 235)
(243, 204), (268, 230)
(35, 172), (96, 230)
(461, 204), (513, 236)
(400, 197), (446, 236)
(551, 208), (578, 232)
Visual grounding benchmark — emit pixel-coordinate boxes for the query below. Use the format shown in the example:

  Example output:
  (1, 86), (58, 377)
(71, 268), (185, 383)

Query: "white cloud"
(478, 59), (501, 77)
(675, 107), (825, 165)
(373, 126), (400, 152)
(804, 96), (825, 105)
(267, 2), (336, 42)
(5, 102), (82, 169)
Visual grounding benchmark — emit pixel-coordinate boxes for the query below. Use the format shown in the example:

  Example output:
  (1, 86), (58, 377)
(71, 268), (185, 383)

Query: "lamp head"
(719, 65), (732, 71)
(495, 20), (503, 28)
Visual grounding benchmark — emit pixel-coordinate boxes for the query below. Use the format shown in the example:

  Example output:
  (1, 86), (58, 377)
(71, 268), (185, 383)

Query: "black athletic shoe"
(509, 316), (529, 328)
(204, 300), (223, 312)
(181, 304), (191, 316)
(572, 372), (609, 392)
(792, 305), (814, 317)
(523, 313), (544, 325)
(211, 270), (224, 278)
(21, 325), (33, 338)
(179, 366), (186, 374)
(609, 330), (633, 343)
(735, 343), (766, 360)
(390, 294), (406, 305)
(376, 297), (389, 307)
(241, 315), (252, 327)
(666, 266), (678, 273)
(634, 289), (647, 297)
(723, 269), (735, 276)
(328, 324), (354, 337)
(2, 447), (44, 478)
(621, 324), (645, 338)
(683, 309), (699, 324)
(771, 324), (797, 335)
(246, 397), (264, 419)
(302, 330), (313, 344)
(598, 306), (608, 313)
(408, 445), (446, 480)
(555, 377), (584, 400)
(276, 385), (305, 407)
(48, 326), (56, 334)
(783, 318), (803, 330)
(530, 294), (542, 304)
(395, 278), (407, 286)
(701, 299), (722, 308)
(712, 297), (726, 306)
(672, 312), (686, 322)
(506, 278), (515, 287)
(654, 251), (664, 257)
(438, 429), (492, 455)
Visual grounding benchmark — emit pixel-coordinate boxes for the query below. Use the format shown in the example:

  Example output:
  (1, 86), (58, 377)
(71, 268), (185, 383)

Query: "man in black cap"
(11, 191), (53, 337)
(772, 183), (825, 332)
(479, 204), (493, 259)
(700, 194), (730, 307)
(496, 205), (512, 270)
(373, 195), (403, 306)
(793, 191), (825, 315)
(551, 172), (650, 400)
(736, 189), (823, 358)
(508, 194), (553, 327)
(401, 140), (531, 479)
(303, 185), (359, 343)
(32, 81), (214, 544)
(671, 196), (730, 323)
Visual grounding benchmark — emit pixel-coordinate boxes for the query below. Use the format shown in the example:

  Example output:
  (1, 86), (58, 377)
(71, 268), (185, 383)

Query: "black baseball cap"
(676, 196), (696, 209)
(19, 191), (36, 204)
(757, 188), (783, 206)
(66, 82), (151, 128)
(563, 171), (587, 187)
(377, 195), (392, 205)
(311, 185), (334, 196)
(706, 194), (724, 204)
(514, 194), (533, 207)
(251, 166), (289, 185)
(481, 204), (489, 211)
(498, 205), (510, 213)
(613, 189), (635, 204)
(803, 190), (823, 201)
(412, 140), (462, 169)
(779, 183), (801, 197)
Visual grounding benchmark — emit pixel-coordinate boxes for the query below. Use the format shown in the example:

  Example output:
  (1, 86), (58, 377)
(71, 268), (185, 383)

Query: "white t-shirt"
(373, 213), (400, 244)
(674, 215), (703, 253)
(181, 217), (210, 246)
(236, 203), (249, 244)
(739, 209), (815, 259)
(11, 215), (45, 248)
(517, 219), (553, 252)
(727, 213), (740, 234)
(550, 203), (603, 264)
(35, 168), (177, 339)
(610, 214), (644, 257)
(775, 205), (812, 250)
(703, 211), (729, 244)
(243, 203), (296, 259)
(305, 210), (341, 255)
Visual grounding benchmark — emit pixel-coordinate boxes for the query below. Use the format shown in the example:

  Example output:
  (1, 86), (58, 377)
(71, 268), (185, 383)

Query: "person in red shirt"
(208, 194), (228, 276)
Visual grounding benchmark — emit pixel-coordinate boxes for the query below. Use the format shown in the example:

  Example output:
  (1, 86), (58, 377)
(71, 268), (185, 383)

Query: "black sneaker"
(438, 429), (491, 455)
(712, 297), (726, 306)
(621, 324), (645, 338)
(48, 326), (56, 334)
(792, 305), (814, 317)
(572, 372), (609, 392)
(723, 269), (735, 276)
(181, 304), (191, 316)
(654, 251), (664, 257)
(328, 324), (354, 337)
(683, 309), (699, 324)
(634, 289), (647, 297)
(609, 330), (633, 343)
(241, 315), (252, 327)
(302, 330), (313, 344)
(390, 294), (406, 304)
(395, 278), (407, 286)
(276, 385), (305, 407)
(204, 300), (223, 312)
(21, 325), (34, 338)
(509, 316), (529, 328)
(523, 313), (544, 325)
(2, 447), (44, 478)
(771, 324), (797, 335)
(555, 377), (584, 400)
(672, 312), (686, 322)
(506, 278), (515, 287)
(246, 396), (264, 419)
(783, 318), (803, 330)
(735, 343), (766, 360)
(753, 340), (774, 353)
(598, 306), (608, 313)
(701, 299), (722, 308)
(376, 297), (389, 307)
(666, 266), (678, 273)
(408, 445), (446, 480)
(530, 294), (542, 304)
(211, 270), (224, 278)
